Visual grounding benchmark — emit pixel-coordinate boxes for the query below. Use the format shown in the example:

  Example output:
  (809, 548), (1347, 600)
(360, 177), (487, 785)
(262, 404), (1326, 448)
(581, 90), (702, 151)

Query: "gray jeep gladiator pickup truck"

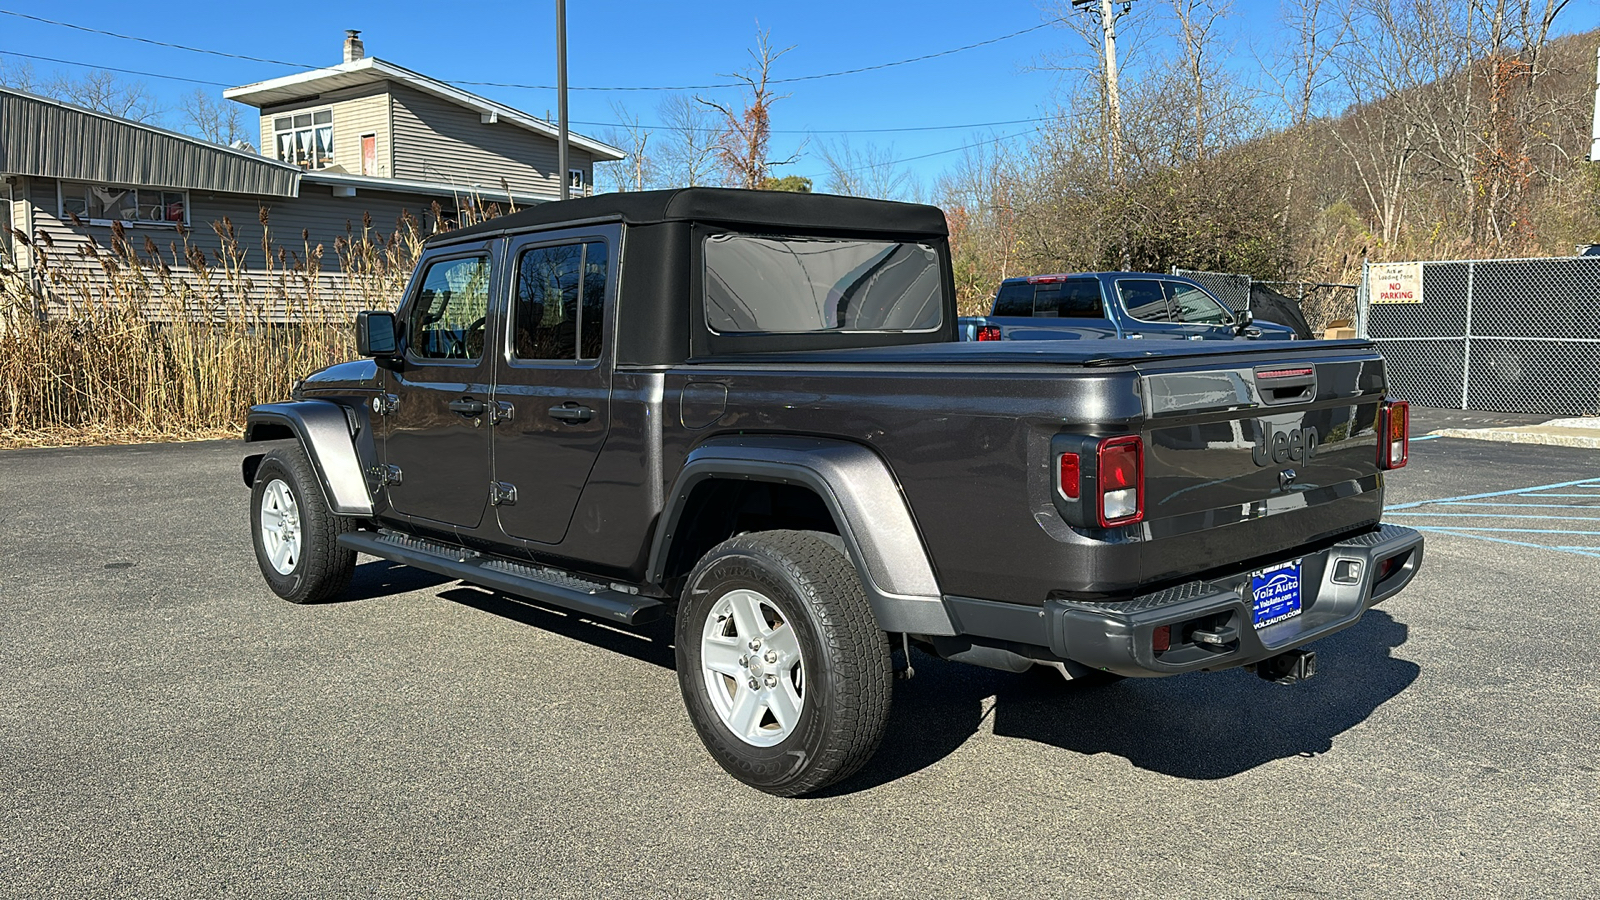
(242, 188), (1423, 796)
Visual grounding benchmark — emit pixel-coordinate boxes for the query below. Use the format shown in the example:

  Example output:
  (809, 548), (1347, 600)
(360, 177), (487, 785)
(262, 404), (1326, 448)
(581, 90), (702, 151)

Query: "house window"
(273, 109), (335, 169)
(58, 181), (187, 227)
(568, 168), (587, 196)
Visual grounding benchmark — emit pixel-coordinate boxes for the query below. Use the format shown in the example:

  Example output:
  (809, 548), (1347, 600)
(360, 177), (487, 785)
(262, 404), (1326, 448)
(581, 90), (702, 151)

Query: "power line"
(0, 8), (1050, 92)
(455, 22), (1055, 91)
(0, 49), (231, 86)
(0, 46), (1054, 138)
(795, 128), (1039, 180)
(0, 9), (307, 67)
(581, 116), (1050, 136)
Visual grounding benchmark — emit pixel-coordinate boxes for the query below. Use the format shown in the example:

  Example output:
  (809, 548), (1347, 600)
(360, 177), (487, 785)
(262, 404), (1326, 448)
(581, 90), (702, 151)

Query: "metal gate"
(1172, 269), (1250, 311)
(1359, 256), (1600, 416)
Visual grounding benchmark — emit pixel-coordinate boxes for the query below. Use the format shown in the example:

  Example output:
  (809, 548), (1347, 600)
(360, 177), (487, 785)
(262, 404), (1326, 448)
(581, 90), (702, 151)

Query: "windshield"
(704, 234), (943, 334)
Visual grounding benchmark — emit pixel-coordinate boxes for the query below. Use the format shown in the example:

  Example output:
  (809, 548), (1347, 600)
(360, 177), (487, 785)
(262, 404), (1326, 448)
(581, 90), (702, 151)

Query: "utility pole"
(1074, 0), (1133, 267)
(557, 0), (570, 201)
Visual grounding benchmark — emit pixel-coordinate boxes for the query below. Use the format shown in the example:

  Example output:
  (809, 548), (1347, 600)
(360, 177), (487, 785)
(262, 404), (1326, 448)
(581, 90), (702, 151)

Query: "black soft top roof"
(431, 187), (949, 245)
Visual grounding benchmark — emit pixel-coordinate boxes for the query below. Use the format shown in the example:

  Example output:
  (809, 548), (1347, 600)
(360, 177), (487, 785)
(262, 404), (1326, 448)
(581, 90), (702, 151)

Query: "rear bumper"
(948, 524), (1423, 677)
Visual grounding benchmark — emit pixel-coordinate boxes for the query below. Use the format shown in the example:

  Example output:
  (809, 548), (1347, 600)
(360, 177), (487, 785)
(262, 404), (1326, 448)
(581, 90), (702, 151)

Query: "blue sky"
(3, 0), (1597, 191)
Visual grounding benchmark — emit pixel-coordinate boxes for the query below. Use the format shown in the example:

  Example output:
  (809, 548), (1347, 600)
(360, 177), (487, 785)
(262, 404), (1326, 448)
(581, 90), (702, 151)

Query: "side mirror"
(356, 311), (399, 358)
(1233, 308), (1254, 334)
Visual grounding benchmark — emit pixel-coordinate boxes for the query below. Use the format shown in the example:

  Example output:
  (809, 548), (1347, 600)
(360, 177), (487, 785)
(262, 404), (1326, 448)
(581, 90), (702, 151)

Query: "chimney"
(344, 30), (364, 64)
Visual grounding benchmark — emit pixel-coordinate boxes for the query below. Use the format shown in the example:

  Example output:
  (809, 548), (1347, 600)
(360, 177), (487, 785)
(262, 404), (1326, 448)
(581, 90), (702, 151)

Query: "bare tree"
(697, 30), (798, 189)
(595, 103), (655, 193)
(0, 62), (160, 122)
(819, 138), (918, 200)
(0, 57), (41, 93)
(657, 94), (719, 187)
(180, 90), (250, 146)
(40, 69), (161, 122)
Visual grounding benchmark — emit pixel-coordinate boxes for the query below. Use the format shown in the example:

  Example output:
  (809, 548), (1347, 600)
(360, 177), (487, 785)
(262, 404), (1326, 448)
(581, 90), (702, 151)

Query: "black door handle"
(548, 404), (593, 423)
(448, 398), (486, 416)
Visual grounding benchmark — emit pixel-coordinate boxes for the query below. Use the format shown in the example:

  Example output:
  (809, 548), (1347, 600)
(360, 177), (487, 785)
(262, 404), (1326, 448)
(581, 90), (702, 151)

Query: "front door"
(490, 227), (617, 545)
(1165, 279), (1240, 340)
(1112, 277), (1192, 341)
(382, 247), (498, 528)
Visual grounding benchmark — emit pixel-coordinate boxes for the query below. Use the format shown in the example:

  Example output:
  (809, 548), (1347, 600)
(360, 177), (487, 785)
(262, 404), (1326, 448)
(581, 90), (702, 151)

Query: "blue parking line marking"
(1412, 435), (1442, 441)
(1409, 526), (1600, 535)
(1518, 493), (1600, 499)
(1386, 512), (1600, 520)
(1386, 478), (1600, 510)
(1440, 502), (1600, 508)
(1410, 527), (1600, 559)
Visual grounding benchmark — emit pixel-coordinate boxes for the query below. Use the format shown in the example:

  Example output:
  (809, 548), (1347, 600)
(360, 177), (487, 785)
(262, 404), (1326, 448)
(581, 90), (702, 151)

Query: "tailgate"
(1132, 350), (1388, 586)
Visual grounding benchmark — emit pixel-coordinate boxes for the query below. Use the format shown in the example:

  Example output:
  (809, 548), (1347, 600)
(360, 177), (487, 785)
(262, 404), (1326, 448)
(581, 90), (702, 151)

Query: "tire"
(249, 444), (356, 604)
(675, 530), (893, 797)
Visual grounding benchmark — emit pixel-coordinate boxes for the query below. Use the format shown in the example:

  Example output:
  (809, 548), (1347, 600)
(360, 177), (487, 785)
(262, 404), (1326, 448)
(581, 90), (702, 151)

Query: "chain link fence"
(1172, 269), (1358, 333)
(1358, 256), (1600, 416)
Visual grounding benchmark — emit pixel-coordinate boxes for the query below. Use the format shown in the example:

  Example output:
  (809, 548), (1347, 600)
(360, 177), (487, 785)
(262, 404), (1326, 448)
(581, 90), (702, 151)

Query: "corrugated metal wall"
(0, 89), (299, 198)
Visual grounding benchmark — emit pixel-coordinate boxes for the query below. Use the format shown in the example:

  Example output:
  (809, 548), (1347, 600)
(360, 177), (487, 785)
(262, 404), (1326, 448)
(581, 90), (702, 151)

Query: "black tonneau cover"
(685, 338), (1376, 368)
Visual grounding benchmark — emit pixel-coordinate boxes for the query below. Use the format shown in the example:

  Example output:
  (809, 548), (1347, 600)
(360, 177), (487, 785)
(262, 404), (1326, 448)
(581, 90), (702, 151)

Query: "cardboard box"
(1320, 318), (1357, 340)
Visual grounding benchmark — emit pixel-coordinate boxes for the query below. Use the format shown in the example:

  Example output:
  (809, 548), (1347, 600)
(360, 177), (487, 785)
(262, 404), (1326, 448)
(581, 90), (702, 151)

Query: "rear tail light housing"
(1377, 400), (1409, 470)
(1097, 436), (1144, 526)
(976, 324), (1002, 341)
(1051, 434), (1145, 529)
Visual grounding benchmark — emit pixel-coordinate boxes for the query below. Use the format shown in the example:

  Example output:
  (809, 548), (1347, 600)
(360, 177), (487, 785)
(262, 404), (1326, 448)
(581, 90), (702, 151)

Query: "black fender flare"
(243, 401), (374, 516)
(648, 435), (955, 636)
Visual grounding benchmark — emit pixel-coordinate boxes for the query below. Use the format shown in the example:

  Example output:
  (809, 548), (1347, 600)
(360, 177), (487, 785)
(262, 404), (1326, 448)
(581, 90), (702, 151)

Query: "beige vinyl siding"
(1, 180), (13, 268)
(258, 85), (393, 176)
(26, 178), (455, 317)
(389, 84), (591, 198)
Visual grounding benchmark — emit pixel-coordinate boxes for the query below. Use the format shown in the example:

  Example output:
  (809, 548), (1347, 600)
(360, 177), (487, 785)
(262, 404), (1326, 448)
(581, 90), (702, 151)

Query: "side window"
(1167, 281), (1234, 326)
(513, 240), (608, 361)
(1036, 279), (1105, 319)
(1118, 279), (1172, 322)
(408, 255), (491, 360)
(992, 282), (1033, 317)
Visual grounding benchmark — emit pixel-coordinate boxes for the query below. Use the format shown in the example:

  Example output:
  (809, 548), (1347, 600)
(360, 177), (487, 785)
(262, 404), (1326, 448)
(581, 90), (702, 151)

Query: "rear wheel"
(250, 444), (355, 604)
(675, 530), (892, 796)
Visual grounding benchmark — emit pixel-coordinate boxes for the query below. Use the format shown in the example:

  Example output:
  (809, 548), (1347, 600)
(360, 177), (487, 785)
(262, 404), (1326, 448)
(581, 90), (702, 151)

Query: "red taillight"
(1097, 435), (1144, 526)
(976, 325), (1002, 341)
(1378, 400), (1409, 470)
(1059, 452), (1081, 500)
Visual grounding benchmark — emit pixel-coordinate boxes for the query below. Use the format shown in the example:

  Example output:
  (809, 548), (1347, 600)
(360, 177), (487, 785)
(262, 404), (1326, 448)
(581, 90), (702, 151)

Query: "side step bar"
(338, 530), (667, 626)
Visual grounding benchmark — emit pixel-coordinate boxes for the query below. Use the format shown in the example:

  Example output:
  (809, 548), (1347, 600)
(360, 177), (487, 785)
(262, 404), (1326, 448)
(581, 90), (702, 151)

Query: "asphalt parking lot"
(1, 430), (1597, 898)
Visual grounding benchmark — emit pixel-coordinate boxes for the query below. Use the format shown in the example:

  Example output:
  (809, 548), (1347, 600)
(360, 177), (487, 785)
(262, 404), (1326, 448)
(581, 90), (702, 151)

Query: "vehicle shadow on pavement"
(826, 610), (1417, 794)
(437, 585), (678, 670)
(339, 559), (453, 602)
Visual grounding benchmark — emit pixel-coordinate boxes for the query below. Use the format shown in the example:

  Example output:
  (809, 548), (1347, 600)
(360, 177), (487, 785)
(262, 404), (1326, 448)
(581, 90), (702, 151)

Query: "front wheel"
(675, 530), (893, 797)
(249, 444), (355, 604)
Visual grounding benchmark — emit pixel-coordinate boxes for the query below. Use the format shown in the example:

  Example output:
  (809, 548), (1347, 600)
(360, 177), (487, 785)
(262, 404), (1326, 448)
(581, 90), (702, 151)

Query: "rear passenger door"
(1112, 278), (1190, 340)
(489, 226), (618, 546)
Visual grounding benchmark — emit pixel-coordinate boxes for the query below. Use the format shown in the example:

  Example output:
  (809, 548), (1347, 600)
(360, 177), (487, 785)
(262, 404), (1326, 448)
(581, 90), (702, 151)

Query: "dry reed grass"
(0, 205), (486, 448)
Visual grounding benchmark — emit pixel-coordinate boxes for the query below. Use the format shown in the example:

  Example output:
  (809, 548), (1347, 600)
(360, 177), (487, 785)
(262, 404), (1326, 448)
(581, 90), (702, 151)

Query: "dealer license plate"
(1251, 560), (1302, 629)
